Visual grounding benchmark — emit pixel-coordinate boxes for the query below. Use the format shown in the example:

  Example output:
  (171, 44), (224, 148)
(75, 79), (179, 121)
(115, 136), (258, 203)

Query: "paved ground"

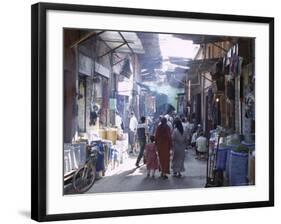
(84, 148), (207, 194)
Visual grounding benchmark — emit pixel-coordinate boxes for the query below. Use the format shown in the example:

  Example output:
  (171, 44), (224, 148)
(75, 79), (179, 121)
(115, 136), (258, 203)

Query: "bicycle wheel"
(72, 164), (96, 193)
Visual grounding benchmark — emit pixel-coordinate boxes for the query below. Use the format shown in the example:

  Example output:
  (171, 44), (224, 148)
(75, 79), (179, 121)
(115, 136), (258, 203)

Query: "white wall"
(0, 0), (279, 223)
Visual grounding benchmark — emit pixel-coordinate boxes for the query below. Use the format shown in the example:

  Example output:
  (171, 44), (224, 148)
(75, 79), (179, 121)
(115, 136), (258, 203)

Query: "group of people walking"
(128, 112), (206, 179)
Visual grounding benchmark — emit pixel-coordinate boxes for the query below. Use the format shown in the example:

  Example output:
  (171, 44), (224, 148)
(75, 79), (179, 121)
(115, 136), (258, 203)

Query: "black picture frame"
(31, 2), (274, 222)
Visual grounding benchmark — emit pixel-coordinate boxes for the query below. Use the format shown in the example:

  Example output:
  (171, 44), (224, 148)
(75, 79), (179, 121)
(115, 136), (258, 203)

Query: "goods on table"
(99, 128), (107, 139)
(106, 128), (117, 145)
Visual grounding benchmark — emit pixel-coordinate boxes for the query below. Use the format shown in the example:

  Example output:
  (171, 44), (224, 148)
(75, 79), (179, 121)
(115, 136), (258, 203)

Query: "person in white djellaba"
(129, 111), (138, 154)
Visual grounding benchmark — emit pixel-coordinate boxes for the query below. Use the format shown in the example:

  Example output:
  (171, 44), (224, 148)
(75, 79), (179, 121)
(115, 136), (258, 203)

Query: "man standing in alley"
(135, 116), (148, 167)
(129, 111), (138, 154)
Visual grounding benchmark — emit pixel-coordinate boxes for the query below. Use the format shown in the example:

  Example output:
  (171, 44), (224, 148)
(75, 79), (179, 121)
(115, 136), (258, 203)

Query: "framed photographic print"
(31, 2), (274, 222)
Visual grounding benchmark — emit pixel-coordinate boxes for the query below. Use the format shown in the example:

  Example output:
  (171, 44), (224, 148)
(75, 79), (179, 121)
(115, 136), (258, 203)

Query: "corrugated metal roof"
(98, 31), (145, 54)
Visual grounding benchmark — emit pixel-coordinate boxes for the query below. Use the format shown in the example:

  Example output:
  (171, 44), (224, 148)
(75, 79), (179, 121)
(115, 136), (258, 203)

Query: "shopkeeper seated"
(195, 132), (207, 160)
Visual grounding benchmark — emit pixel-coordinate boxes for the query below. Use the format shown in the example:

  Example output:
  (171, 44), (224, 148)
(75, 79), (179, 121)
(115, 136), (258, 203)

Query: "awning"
(173, 34), (236, 45)
(186, 58), (220, 76)
(137, 32), (162, 80)
(98, 31), (145, 55)
(136, 82), (151, 91)
(168, 57), (191, 67)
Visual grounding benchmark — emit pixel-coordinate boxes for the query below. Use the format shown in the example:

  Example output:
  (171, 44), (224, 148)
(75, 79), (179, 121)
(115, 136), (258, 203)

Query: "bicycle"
(72, 144), (99, 193)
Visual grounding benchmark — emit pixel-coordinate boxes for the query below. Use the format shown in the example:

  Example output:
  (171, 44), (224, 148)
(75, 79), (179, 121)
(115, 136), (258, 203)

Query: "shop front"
(63, 30), (145, 192)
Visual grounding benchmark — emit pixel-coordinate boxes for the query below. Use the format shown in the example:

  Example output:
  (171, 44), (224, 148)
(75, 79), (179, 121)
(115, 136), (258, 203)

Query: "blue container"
(111, 149), (119, 161)
(108, 147), (119, 163)
(216, 147), (229, 170)
(225, 144), (237, 178)
(241, 141), (255, 151)
(229, 150), (249, 186)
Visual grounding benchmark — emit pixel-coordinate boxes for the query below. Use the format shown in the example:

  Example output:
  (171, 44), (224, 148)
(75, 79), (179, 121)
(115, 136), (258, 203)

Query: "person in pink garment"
(144, 135), (159, 178)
